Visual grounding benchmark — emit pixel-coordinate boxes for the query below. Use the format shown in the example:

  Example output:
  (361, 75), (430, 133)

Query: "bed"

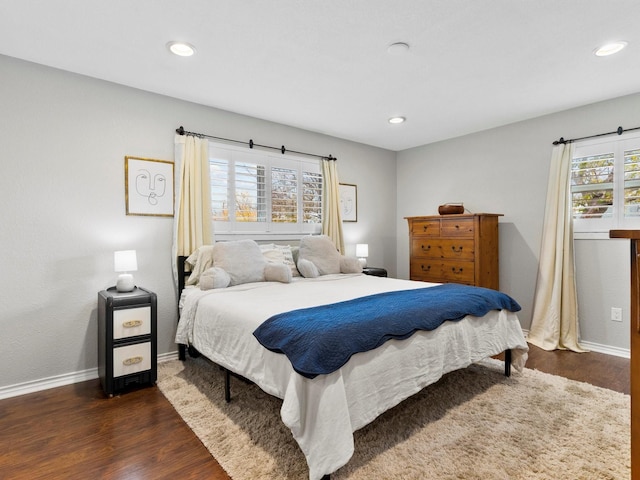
(175, 237), (529, 480)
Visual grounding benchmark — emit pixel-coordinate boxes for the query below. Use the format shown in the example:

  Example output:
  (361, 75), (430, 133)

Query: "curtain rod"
(175, 126), (336, 161)
(552, 125), (640, 145)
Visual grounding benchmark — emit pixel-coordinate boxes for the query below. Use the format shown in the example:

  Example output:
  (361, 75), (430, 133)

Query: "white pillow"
(340, 256), (363, 274)
(264, 262), (292, 283)
(260, 243), (300, 277)
(297, 258), (319, 278)
(298, 235), (341, 275)
(213, 240), (266, 286)
(199, 267), (231, 290)
(185, 245), (214, 286)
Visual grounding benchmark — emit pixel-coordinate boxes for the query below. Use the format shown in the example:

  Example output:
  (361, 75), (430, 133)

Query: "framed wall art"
(125, 156), (174, 217)
(339, 183), (357, 222)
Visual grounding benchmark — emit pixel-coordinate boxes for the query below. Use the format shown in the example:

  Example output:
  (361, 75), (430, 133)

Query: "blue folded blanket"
(253, 283), (521, 378)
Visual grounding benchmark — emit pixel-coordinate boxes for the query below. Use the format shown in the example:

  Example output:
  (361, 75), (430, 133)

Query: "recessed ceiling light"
(593, 41), (627, 57)
(387, 42), (410, 55)
(167, 41), (196, 57)
(388, 116), (406, 124)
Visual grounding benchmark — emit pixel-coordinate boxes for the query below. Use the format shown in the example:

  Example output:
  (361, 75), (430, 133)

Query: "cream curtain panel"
(172, 134), (212, 284)
(528, 143), (586, 352)
(321, 158), (345, 254)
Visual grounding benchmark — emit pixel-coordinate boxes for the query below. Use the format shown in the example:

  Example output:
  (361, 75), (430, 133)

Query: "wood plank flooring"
(0, 344), (629, 479)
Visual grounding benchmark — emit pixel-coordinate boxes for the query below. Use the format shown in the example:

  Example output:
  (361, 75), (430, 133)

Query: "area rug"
(157, 357), (630, 479)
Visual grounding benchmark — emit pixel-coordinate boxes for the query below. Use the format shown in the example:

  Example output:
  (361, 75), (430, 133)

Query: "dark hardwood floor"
(0, 344), (629, 479)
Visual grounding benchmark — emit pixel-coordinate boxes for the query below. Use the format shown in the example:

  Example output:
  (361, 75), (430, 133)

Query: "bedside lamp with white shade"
(356, 243), (368, 268)
(114, 250), (137, 292)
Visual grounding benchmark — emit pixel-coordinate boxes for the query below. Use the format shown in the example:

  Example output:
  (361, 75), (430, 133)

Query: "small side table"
(97, 286), (157, 397)
(363, 267), (388, 277)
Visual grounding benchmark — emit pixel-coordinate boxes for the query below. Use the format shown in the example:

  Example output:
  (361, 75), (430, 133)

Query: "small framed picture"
(125, 156), (174, 217)
(339, 183), (357, 222)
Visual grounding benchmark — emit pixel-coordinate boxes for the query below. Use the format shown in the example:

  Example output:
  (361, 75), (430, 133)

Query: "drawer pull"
(122, 320), (143, 328)
(451, 267), (464, 274)
(451, 246), (463, 253)
(421, 244), (431, 251)
(423, 225), (429, 232)
(421, 264), (431, 272)
(123, 356), (143, 366)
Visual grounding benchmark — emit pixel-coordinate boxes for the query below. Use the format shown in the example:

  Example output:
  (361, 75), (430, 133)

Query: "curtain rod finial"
(617, 126), (623, 135)
(176, 126), (185, 135)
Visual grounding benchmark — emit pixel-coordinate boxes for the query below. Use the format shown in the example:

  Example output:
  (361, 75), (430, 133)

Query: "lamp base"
(358, 257), (367, 268)
(116, 274), (135, 292)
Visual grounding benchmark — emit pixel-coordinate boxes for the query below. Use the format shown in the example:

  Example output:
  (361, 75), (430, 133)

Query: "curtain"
(172, 134), (212, 285)
(321, 158), (345, 254)
(528, 142), (586, 352)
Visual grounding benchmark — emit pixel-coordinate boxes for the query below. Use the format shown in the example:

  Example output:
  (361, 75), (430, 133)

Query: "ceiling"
(1, 1), (639, 151)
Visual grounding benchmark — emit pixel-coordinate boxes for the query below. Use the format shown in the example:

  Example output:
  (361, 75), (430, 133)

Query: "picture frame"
(125, 156), (174, 217)
(339, 183), (357, 222)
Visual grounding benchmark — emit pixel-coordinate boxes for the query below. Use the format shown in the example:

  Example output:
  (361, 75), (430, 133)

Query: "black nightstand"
(97, 286), (157, 397)
(363, 267), (388, 277)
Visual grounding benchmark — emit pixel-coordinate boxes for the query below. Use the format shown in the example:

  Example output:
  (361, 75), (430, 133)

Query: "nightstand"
(363, 267), (388, 277)
(97, 286), (157, 397)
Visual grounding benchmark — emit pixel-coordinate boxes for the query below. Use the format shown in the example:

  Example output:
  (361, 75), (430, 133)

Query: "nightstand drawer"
(113, 342), (151, 378)
(113, 306), (151, 339)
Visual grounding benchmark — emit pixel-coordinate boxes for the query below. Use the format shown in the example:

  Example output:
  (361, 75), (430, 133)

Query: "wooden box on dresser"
(405, 213), (502, 289)
(97, 286), (157, 397)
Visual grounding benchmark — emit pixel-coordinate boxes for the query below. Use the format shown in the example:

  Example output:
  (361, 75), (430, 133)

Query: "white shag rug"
(157, 357), (630, 479)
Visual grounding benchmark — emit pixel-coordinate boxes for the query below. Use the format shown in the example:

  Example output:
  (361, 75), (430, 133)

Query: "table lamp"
(356, 244), (368, 268)
(114, 250), (137, 292)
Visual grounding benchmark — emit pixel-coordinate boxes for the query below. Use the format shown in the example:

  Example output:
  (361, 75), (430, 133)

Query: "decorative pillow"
(185, 245), (214, 285)
(264, 262), (292, 283)
(298, 235), (341, 275)
(260, 244), (286, 264)
(297, 258), (319, 278)
(340, 256), (363, 274)
(260, 243), (300, 277)
(199, 267), (231, 290)
(213, 239), (266, 286)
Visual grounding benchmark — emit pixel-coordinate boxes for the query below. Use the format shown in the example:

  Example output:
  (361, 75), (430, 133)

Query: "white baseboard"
(522, 329), (630, 359)
(0, 351), (180, 401)
(579, 340), (630, 359)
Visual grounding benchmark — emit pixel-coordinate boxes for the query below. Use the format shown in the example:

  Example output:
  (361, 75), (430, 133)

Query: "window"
(209, 141), (323, 235)
(570, 131), (640, 233)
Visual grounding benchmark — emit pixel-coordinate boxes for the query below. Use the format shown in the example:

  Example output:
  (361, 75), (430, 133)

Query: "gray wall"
(396, 93), (640, 353)
(0, 55), (397, 391)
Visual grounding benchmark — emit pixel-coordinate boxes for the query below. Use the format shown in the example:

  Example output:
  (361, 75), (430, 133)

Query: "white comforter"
(176, 274), (528, 480)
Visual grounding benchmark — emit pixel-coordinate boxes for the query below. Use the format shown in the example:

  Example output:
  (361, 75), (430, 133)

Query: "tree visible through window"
(208, 142), (322, 234)
(570, 132), (640, 232)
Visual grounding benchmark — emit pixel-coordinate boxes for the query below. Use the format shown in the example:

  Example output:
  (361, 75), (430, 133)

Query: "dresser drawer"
(411, 238), (475, 260)
(113, 342), (151, 378)
(410, 258), (475, 285)
(409, 219), (441, 236)
(113, 306), (151, 339)
(441, 218), (474, 237)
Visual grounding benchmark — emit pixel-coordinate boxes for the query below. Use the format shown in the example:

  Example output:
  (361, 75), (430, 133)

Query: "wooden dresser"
(406, 213), (502, 289)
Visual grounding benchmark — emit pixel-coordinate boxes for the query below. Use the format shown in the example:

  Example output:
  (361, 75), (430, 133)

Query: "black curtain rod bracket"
(552, 125), (640, 145)
(176, 126), (336, 161)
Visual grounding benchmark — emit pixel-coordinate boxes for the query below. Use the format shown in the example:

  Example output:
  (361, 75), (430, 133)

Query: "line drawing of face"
(135, 169), (166, 205)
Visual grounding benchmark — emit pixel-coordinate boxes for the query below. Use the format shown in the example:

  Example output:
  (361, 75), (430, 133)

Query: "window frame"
(208, 140), (323, 238)
(571, 130), (640, 235)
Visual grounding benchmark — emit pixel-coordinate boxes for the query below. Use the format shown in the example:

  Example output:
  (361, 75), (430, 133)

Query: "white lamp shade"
(355, 244), (369, 258)
(114, 250), (137, 273)
(114, 250), (137, 292)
